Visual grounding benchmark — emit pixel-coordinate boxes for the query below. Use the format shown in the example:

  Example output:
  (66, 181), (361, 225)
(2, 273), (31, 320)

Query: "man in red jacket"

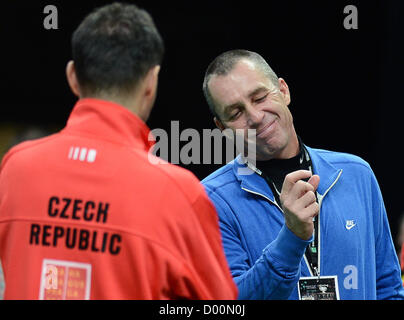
(0, 3), (237, 300)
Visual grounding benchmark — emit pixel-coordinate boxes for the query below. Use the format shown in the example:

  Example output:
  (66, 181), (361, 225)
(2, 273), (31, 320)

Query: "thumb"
(307, 174), (320, 192)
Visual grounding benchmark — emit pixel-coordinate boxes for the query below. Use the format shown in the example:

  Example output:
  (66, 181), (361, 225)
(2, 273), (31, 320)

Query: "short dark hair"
(202, 49), (278, 119)
(72, 2), (164, 97)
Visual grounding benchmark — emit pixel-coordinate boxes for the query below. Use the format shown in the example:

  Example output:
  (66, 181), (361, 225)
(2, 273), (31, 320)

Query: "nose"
(246, 104), (264, 127)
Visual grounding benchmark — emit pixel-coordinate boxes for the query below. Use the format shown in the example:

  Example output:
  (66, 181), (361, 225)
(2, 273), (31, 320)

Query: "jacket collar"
(232, 145), (342, 200)
(63, 98), (154, 151)
(304, 146), (342, 195)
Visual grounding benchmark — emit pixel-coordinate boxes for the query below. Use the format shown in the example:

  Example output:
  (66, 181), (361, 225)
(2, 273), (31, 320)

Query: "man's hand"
(280, 170), (320, 240)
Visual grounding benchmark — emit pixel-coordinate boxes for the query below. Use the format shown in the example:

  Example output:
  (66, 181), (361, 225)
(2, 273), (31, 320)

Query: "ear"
(66, 61), (81, 98)
(278, 78), (291, 106)
(144, 65), (160, 99)
(214, 116), (225, 131)
(136, 65), (160, 122)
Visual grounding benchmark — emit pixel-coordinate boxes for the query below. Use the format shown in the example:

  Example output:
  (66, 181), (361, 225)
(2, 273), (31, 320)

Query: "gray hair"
(202, 49), (279, 119)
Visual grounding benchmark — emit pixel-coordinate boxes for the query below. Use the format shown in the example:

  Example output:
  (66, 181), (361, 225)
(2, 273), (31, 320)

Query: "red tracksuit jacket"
(0, 98), (238, 300)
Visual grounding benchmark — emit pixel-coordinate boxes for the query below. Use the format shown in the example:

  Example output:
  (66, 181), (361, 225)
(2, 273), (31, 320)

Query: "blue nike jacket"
(202, 146), (404, 299)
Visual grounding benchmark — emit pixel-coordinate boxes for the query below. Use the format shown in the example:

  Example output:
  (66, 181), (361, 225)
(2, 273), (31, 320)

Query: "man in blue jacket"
(201, 49), (404, 299)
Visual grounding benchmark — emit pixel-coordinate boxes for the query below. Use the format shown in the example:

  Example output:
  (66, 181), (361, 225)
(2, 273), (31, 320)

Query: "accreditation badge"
(298, 276), (340, 300)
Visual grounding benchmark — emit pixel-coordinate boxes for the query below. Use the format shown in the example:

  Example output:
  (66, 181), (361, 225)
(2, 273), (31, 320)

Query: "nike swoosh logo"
(346, 224), (356, 230)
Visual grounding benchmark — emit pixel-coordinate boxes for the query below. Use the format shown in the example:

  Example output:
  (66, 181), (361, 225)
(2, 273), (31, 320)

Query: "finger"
(302, 201), (319, 218)
(286, 188), (315, 212)
(287, 179), (314, 201)
(298, 190), (317, 209)
(307, 174), (320, 192)
(282, 170), (312, 195)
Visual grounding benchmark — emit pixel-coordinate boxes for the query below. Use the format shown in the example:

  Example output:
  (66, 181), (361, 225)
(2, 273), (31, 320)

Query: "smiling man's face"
(208, 59), (299, 161)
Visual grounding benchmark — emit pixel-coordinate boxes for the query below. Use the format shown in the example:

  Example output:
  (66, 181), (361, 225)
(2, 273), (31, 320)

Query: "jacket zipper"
(313, 169), (342, 276)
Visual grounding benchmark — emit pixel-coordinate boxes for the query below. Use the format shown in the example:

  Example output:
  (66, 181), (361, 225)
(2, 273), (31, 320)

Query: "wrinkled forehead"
(208, 60), (275, 111)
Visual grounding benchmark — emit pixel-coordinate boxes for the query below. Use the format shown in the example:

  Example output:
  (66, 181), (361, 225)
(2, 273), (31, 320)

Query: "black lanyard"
(300, 146), (320, 277)
(306, 214), (319, 277)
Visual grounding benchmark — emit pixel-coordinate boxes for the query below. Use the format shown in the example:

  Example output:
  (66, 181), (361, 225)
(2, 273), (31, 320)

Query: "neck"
(81, 92), (147, 121)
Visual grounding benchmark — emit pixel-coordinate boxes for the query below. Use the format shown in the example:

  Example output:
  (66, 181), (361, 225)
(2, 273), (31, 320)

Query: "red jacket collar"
(63, 98), (155, 151)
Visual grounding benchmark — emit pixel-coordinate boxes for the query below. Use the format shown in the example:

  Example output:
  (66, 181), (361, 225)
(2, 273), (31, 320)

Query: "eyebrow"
(223, 86), (269, 115)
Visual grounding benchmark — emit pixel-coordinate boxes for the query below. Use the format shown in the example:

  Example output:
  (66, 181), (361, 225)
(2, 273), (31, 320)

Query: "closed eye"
(254, 93), (268, 104)
(228, 110), (242, 120)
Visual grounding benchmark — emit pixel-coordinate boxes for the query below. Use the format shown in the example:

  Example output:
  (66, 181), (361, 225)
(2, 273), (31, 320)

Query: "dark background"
(1, 1), (403, 247)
